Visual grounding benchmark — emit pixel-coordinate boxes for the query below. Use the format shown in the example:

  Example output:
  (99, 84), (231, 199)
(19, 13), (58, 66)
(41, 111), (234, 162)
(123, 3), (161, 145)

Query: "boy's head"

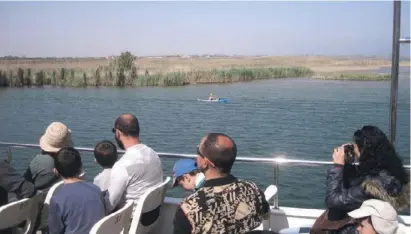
(94, 140), (118, 168)
(172, 159), (202, 191)
(348, 199), (399, 234)
(55, 147), (83, 179)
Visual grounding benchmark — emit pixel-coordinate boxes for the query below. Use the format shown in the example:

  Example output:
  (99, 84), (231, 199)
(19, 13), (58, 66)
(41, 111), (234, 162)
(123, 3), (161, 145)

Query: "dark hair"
(176, 169), (201, 184)
(201, 133), (237, 174)
(94, 140), (118, 168)
(354, 125), (409, 185)
(114, 113), (140, 137)
(55, 147), (82, 178)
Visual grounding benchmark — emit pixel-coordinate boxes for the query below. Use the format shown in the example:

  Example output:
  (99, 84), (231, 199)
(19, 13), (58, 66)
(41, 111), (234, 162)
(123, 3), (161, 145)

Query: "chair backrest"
(0, 197), (33, 233)
(36, 180), (64, 232)
(44, 180), (64, 204)
(28, 191), (47, 234)
(264, 185), (277, 202)
(128, 177), (171, 234)
(90, 201), (134, 234)
(260, 185), (278, 231)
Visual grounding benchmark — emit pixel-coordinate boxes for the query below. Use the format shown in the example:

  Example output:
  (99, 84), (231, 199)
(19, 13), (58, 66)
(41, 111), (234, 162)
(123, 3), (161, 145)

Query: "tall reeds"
(313, 73), (391, 81)
(0, 66), (392, 88)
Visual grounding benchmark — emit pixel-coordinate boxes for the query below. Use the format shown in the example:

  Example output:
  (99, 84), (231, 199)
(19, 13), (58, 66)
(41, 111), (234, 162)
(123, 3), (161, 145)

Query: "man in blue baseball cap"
(172, 159), (205, 191)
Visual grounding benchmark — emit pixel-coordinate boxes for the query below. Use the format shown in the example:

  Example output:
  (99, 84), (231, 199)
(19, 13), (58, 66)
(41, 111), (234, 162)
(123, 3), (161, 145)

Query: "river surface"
(0, 67), (409, 209)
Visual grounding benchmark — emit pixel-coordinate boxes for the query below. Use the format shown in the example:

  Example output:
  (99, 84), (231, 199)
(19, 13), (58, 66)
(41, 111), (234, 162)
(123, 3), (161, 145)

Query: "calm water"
(0, 68), (409, 209)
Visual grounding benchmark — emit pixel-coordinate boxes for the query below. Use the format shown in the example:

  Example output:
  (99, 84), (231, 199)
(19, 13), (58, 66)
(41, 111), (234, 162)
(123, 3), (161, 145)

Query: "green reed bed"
(0, 66), (313, 87)
(0, 66), (391, 88)
(313, 73), (391, 81)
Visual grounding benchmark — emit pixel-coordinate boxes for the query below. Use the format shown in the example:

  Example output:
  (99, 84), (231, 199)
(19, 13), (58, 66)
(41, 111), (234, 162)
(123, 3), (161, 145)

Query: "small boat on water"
(197, 98), (230, 103)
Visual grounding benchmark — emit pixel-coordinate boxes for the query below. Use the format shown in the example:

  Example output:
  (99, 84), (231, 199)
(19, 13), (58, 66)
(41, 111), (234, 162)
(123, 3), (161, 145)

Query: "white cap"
(348, 199), (398, 234)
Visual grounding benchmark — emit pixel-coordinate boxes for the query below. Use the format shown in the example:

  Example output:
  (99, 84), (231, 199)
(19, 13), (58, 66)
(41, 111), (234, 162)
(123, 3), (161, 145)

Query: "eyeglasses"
(197, 145), (219, 168)
(197, 145), (204, 158)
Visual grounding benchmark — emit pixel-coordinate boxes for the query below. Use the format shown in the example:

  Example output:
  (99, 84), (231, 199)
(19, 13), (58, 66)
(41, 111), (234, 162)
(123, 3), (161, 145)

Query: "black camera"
(343, 144), (356, 164)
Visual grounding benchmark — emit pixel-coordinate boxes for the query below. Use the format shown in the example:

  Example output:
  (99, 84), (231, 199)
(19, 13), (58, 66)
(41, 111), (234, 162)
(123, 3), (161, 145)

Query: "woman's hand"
(333, 145), (346, 165)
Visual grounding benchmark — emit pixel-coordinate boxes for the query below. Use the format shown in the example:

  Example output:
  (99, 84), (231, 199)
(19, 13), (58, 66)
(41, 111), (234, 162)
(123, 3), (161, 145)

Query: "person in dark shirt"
(173, 133), (269, 234)
(24, 122), (74, 191)
(0, 159), (35, 234)
(48, 147), (105, 234)
(0, 159), (35, 206)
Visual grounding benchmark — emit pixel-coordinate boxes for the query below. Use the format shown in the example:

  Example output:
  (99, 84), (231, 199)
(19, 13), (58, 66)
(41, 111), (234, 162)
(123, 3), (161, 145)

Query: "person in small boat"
(173, 133), (269, 234)
(208, 93), (219, 101)
(171, 159), (205, 191)
(24, 122), (73, 191)
(93, 140), (118, 191)
(311, 125), (410, 234)
(348, 199), (409, 234)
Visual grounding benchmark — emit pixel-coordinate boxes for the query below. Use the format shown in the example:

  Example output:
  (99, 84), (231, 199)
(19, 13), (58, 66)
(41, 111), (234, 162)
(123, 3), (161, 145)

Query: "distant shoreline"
(0, 56), (408, 87)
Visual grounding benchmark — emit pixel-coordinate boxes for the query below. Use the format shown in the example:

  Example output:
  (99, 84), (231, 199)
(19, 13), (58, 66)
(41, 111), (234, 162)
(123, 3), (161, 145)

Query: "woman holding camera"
(311, 125), (410, 234)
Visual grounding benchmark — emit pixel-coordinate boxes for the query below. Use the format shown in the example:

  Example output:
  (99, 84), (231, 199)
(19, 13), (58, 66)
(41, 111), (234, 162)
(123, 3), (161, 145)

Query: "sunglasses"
(112, 128), (116, 134)
(197, 145), (205, 158)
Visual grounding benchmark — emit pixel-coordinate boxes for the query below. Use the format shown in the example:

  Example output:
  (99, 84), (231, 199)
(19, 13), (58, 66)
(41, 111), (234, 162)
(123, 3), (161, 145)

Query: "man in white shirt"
(104, 113), (164, 213)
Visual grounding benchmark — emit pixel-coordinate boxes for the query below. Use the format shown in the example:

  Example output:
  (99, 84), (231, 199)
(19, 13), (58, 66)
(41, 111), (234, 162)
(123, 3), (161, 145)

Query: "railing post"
(273, 163), (279, 209)
(389, 0), (401, 145)
(7, 147), (12, 163)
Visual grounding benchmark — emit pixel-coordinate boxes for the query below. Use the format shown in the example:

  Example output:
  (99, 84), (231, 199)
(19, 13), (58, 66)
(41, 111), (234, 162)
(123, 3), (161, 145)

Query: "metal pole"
(7, 147), (12, 163)
(273, 164), (279, 209)
(389, 0), (401, 145)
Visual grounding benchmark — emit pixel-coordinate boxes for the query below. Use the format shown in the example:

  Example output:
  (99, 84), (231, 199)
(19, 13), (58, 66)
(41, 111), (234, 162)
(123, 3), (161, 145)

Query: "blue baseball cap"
(172, 159), (198, 187)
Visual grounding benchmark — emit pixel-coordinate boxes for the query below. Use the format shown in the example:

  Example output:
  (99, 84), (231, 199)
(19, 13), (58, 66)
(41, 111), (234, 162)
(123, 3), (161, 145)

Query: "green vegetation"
(0, 52), (393, 88)
(313, 73), (391, 81)
(0, 66), (315, 87)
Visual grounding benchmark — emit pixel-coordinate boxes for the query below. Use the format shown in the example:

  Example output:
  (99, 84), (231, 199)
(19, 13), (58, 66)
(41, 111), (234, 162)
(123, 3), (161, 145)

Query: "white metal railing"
(389, 0), (410, 145)
(1, 142), (410, 209)
(399, 38), (410, 43)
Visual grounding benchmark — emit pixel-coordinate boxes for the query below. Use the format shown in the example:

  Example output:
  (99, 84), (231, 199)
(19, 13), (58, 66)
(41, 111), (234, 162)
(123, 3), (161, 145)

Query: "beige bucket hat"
(39, 122), (73, 153)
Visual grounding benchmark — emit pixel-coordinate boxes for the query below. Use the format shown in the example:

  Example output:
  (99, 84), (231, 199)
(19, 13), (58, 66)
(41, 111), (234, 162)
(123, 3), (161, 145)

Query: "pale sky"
(1, 1), (410, 57)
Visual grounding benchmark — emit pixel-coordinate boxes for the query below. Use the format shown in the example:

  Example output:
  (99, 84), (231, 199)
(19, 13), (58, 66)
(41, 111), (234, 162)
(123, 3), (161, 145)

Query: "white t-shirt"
(104, 144), (163, 212)
(93, 168), (112, 191)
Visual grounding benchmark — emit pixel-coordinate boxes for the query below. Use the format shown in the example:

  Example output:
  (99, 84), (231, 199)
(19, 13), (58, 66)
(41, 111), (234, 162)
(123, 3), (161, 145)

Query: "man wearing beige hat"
(24, 122), (73, 190)
(348, 199), (409, 234)
(105, 113), (163, 214)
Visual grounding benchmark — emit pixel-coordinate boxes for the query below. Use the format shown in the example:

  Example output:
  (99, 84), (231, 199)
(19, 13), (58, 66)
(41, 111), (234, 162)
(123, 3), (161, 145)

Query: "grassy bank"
(0, 67), (314, 87)
(313, 73), (391, 81)
(0, 66), (394, 88)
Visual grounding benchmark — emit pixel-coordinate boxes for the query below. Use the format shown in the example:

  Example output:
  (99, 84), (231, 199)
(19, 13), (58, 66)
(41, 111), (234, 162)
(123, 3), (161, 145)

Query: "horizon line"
(1, 54), (410, 60)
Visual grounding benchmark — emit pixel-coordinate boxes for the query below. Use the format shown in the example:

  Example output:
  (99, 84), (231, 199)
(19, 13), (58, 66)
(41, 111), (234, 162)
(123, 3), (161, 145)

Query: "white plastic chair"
(90, 201), (134, 234)
(264, 185), (278, 202)
(28, 191), (47, 234)
(36, 180), (64, 233)
(44, 180), (64, 204)
(279, 227), (311, 234)
(128, 177), (171, 234)
(0, 197), (33, 233)
(261, 185), (278, 231)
